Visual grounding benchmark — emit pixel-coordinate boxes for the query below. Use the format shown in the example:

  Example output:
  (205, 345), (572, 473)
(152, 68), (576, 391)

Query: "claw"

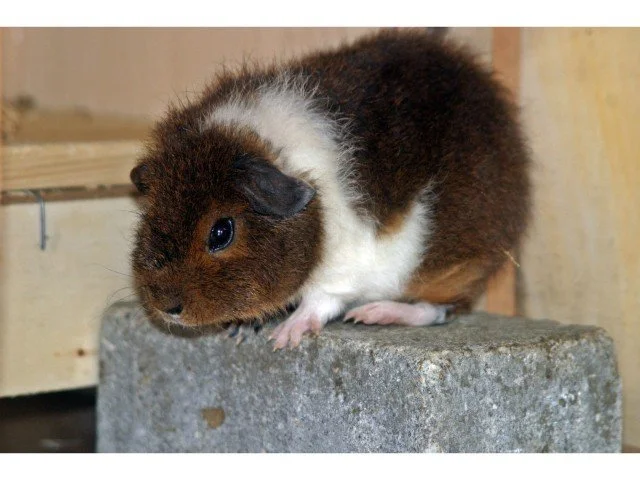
(226, 324), (240, 338)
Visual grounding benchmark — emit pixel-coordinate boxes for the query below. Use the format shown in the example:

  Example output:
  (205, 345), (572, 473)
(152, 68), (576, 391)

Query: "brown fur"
(130, 28), (531, 328)
(376, 210), (411, 238)
(405, 259), (494, 311)
(131, 122), (324, 327)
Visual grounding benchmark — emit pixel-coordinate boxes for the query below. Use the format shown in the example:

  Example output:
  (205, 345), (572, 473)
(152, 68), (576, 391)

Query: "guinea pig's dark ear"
(130, 163), (150, 194)
(233, 156), (316, 218)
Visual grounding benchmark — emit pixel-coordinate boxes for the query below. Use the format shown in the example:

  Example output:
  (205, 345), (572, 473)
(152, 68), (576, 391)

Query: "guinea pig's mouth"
(152, 305), (215, 330)
(135, 284), (198, 328)
(158, 309), (184, 325)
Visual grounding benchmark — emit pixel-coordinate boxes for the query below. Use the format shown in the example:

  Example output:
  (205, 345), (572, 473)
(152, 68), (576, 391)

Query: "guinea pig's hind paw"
(344, 301), (452, 327)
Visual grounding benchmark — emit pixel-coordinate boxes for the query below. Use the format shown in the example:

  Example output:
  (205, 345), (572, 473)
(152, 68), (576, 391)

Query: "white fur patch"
(204, 74), (433, 325)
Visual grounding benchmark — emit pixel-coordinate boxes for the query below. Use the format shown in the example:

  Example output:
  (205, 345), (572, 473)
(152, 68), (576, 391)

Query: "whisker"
(109, 292), (139, 305)
(117, 209), (143, 216)
(105, 286), (135, 305)
(165, 318), (175, 336)
(91, 264), (134, 278)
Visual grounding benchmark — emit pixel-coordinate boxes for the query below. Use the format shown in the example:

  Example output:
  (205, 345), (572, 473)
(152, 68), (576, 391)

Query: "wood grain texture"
(520, 28), (640, 446)
(3, 109), (150, 144)
(1, 109), (148, 196)
(2, 28), (492, 118)
(484, 28), (521, 316)
(3, 140), (142, 191)
(2, 184), (137, 205)
(2, 28), (376, 118)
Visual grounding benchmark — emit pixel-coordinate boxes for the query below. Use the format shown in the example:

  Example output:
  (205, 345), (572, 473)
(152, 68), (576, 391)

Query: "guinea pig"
(130, 28), (531, 350)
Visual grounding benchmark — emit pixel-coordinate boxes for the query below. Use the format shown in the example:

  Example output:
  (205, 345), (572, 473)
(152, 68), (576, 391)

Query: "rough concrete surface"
(97, 302), (622, 452)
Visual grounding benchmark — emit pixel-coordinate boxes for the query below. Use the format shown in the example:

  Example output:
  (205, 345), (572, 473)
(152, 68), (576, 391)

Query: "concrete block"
(97, 302), (622, 452)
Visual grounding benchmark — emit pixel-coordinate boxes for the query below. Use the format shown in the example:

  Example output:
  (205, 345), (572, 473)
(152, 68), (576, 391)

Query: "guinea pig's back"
(297, 28), (531, 304)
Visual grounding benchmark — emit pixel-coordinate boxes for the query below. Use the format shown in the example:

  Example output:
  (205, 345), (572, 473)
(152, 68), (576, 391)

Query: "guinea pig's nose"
(165, 304), (183, 316)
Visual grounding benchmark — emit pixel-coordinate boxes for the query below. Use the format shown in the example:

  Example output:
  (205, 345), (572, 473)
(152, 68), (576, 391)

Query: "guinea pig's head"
(130, 109), (322, 328)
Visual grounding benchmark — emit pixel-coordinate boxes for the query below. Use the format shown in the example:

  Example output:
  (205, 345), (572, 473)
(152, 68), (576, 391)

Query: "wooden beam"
(2, 140), (143, 191)
(1, 108), (149, 194)
(485, 28), (522, 316)
(3, 108), (151, 144)
(1, 184), (138, 205)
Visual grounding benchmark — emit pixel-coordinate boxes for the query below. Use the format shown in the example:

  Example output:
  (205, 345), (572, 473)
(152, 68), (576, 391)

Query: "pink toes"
(269, 313), (324, 350)
(268, 300), (450, 350)
(344, 301), (450, 327)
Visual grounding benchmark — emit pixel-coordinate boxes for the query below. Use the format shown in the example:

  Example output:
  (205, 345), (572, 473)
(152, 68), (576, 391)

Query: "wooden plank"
(4, 108), (150, 144)
(1, 184), (137, 205)
(2, 140), (142, 191)
(520, 28), (640, 447)
(484, 28), (521, 316)
(1, 107), (148, 195)
(0, 197), (137, 397)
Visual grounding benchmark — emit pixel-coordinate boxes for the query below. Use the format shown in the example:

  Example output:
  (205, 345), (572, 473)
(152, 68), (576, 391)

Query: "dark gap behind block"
(0, 388), (96, 453)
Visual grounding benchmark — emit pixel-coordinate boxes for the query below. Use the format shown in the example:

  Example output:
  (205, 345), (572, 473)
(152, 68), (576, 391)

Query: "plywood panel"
(0, 197), (137, 396)
(2, 28), (491, 118)
(2, 28), (376, 117)
(520, 28), (640, 446)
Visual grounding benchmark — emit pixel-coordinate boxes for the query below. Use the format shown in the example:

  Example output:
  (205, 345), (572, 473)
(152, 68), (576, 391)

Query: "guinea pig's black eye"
(208, 218), (235, 253)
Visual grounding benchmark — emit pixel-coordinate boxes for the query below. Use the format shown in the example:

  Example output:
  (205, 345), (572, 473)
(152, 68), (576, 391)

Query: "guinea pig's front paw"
(224, 323), (246, 345)
(225, 323), (262, 345)
(268, 313), (324, 350)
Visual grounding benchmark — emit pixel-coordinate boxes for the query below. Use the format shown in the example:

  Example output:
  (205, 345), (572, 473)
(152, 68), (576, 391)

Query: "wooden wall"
(0, 198), (137, 395)
(2, 28), (374, 117)
(2, 27), (638, 446)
